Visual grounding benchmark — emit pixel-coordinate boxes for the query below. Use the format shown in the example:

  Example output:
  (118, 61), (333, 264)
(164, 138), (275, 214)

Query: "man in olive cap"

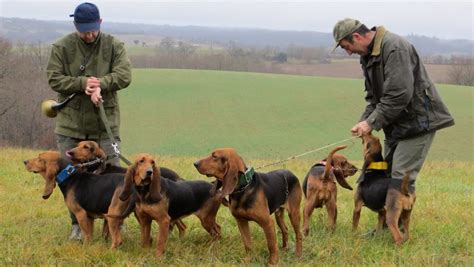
(46, 2), (132, 240)
(332, 18), (454, 210)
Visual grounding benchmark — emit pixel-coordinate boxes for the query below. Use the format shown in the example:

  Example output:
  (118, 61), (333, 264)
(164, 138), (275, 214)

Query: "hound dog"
(23, 151), (135, 246)
(118, 154), (222, 256)
(194, 148), (302, 265)
(66, 140), (182, 181)
(302, 145), (357, 235)
(66, 140), (188, 237)
(352, 133), (416, 245)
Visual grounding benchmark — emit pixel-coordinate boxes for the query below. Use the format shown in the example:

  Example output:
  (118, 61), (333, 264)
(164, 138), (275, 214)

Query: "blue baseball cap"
(69, 2), (101, 33)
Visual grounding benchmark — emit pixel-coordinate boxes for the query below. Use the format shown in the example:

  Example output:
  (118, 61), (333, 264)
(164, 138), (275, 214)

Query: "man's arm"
(99, 41), (132, 92)
(365, 48), (414, 131)
(46, 44), (88, 94)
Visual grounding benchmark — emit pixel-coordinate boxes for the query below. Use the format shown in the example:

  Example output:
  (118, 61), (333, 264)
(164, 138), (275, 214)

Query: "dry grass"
(1, 148), (473, 265)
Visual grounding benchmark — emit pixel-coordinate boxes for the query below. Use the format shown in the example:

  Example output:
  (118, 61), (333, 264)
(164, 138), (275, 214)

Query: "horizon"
(1, 0), (473, 41)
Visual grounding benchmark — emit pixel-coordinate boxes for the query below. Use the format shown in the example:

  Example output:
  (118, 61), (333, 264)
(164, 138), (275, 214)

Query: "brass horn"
(41, 93), (76, 118)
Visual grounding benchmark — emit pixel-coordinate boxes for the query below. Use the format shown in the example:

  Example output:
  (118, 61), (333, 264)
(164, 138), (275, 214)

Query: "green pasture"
(1, 69), (472, 265)
(1, 148), (472, 265)
(120, 69), (472, 162)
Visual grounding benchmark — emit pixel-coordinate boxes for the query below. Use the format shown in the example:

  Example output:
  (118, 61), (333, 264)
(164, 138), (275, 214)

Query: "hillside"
(1, 17), (473, 55)
(117, 69), (471, 161)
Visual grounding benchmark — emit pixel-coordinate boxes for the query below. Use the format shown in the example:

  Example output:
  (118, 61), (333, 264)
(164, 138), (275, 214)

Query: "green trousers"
(384, 132), (436, 187)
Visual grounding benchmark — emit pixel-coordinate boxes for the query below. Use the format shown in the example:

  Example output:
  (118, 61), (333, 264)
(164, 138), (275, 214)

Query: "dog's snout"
(193, 160), (200, 169)
(23, 160), (28, 165)
(146, 168), (153, 176)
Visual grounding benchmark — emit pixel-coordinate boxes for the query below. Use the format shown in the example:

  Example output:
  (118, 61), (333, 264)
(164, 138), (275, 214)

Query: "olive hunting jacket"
(46, 32), (132, 139)
(360, 26), (454, 144)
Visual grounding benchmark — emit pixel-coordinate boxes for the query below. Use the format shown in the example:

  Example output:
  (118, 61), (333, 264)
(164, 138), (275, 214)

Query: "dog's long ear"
(119, 164), (135, 201)
(149, 164), (162, 202)
(221, 155), (245, 198)
(333, 168), (353, 190)
(43, 160), (58, 199)
(95, 146), (107, 160)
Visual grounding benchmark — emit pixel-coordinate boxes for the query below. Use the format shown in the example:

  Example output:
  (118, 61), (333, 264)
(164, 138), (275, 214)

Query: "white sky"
(1, 0), (473, 40)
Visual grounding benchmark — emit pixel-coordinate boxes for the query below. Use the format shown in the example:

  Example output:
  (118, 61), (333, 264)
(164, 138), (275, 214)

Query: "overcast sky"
(1, 0), (473, 40)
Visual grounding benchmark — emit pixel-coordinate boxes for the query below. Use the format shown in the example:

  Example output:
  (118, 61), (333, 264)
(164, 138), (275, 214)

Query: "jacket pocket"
(412, 83), (433, 132)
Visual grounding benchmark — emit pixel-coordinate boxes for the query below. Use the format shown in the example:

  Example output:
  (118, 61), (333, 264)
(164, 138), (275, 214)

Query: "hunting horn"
(41, 93), (77, 118)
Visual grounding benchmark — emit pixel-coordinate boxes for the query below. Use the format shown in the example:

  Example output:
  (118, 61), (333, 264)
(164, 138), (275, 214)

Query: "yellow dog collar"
(367, 161), (388, 170)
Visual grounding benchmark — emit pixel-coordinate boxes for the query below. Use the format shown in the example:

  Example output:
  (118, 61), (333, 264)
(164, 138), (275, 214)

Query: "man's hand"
(90, 90), (103, 105)
(85, 76), (101, 95)
(351, 120), (372, 136)
(84, 76), (103, 105)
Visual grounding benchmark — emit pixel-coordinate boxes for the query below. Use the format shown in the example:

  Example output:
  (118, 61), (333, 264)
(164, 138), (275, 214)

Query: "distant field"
(119, 69), (472, 162)
(278, 60), (453, 83)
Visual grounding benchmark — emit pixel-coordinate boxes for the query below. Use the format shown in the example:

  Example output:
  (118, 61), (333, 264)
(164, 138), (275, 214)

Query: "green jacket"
(360, 26), (454, 144)
(46, 32), (132, 139)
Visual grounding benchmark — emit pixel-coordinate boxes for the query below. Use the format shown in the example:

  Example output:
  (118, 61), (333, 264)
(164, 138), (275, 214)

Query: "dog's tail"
(106, 190), (137, 220)
(323, 145), (348, 180)
(400, 170), (413, 196)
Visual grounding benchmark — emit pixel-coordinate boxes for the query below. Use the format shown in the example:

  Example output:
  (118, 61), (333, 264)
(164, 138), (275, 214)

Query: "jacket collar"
(371, 26), (387, 56)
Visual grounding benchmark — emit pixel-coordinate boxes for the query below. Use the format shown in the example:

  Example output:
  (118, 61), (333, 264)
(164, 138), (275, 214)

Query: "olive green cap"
(331, 18), (362, 52)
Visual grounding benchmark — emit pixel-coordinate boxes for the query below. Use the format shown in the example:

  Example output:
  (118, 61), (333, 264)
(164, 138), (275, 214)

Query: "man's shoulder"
(100, 32), (124, 46)
(382, 31), (413, 52)
(52, 32), (77, 47)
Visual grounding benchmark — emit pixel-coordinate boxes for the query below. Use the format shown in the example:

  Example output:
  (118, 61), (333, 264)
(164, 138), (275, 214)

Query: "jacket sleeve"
(99, 41), (132, 92)
(360, 69), (376, 122)
(366, 48), (414, 130)
(46, 44), (87, 94)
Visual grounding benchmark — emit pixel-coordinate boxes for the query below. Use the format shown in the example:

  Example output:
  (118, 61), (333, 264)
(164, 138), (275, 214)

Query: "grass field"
(120, 69), (472, 162)
(1, 148), (472, 265)
(1, 69), (472, 265)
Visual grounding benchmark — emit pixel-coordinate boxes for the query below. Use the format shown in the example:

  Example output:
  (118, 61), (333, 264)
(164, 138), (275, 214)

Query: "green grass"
(1, 148), (472, 265)
(1, 69), (472, 265)
(119, 69), (472, 162)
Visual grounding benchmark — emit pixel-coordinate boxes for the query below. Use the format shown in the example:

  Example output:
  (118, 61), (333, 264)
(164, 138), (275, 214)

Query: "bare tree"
(0, 38), (55, 148)
(448, 56), (474, 86)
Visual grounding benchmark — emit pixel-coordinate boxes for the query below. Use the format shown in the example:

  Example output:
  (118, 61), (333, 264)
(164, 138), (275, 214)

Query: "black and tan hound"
(119, 153), (222, 256)
(194, 148), (302, 265)
(353, 133), (416, 245)
(23, 151), (134, 246)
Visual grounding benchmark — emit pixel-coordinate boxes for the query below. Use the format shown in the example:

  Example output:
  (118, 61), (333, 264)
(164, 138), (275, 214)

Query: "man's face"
(339, 33), (369, 56)
(77, 30), (100, 44)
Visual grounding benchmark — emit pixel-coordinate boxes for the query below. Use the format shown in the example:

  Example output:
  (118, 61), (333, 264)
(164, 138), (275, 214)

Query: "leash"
(255, 136), (358, 170)
(97, 102), (132, 166)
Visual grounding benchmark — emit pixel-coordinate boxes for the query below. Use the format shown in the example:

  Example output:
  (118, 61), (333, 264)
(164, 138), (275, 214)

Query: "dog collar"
(367, 161), (388, 170)
(56, 164), (78, 184)
(238, 167), (255, 189)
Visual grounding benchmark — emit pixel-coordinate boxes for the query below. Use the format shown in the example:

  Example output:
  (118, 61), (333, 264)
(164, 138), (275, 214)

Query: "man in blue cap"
(46, 2), (132, 240)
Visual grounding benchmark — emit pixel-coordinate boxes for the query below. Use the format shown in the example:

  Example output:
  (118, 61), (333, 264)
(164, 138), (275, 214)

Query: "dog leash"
(97, 102), (132, 166)
(255, 136), (358, 170)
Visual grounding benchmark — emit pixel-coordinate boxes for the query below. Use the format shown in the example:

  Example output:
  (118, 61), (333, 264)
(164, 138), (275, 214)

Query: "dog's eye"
(139, 159), (144, 163)
(151, 160), (155, 165)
